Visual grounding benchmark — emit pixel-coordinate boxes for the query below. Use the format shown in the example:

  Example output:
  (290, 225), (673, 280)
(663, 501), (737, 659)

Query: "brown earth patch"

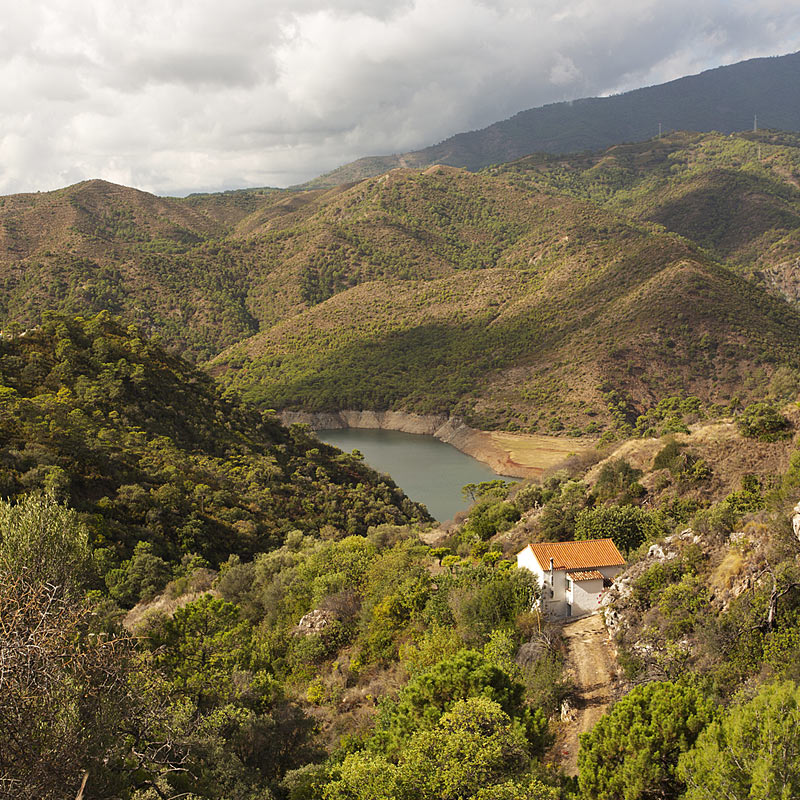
(585, 417), (798, 501)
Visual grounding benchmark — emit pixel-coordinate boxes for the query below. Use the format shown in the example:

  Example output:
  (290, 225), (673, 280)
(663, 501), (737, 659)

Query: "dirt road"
(556, 614), (618, 776)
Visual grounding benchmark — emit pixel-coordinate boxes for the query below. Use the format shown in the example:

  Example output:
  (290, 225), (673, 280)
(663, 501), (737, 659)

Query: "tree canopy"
(578, 681), (715, 800)
(679, 680), (800, 800)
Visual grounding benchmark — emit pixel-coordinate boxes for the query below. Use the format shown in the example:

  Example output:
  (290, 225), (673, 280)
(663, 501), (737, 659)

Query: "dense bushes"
(578, 681), (715, 800)
(0, 313), (430, 600)
(461, 498), (521, 540)
(325, 698), (553, 800)
(680, 681), (800, 800)
(575, 505), (670, 553)
(736, 402), (791, 441)
(0, 488), (563, 800)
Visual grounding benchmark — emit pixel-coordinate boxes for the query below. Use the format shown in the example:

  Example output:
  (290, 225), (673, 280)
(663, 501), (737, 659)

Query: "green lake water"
(316, 428), (512, 522)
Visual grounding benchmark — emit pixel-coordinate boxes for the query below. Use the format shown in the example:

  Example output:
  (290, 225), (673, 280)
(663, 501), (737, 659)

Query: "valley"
(280, 408), (592, 478)
(314, 427), (509, 522)
(5, 126), (800, 800)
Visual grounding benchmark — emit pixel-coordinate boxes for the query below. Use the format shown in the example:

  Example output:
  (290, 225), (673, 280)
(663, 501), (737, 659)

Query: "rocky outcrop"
(279, 409), (448, 436)
(294, 608), (335, 636)
(601, 529), (704, 637)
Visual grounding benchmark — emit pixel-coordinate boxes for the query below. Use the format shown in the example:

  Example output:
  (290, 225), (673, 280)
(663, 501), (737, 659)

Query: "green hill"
(3, 135), (800, 433)
(0, 179), (281, 360)
(0, 313), (430, 567)
(492, 130), (800, 299)
(302, 51), (800, 187)
(208, 160), (800, 432)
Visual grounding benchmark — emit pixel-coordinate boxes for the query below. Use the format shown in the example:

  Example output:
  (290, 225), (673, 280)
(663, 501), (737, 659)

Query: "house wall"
(517, 549), (568, 617)
(516, 547), (541, 578)
(545, 569), (568, 617)
(599, 565), (623, 581)
(569, 577), (604, 616)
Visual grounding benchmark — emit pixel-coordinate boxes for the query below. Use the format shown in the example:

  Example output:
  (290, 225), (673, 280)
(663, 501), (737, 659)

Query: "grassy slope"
(211, 164), (800, 432)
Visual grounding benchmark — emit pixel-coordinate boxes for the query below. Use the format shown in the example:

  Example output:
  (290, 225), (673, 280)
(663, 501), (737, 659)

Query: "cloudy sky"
(2, 1), (799, 196)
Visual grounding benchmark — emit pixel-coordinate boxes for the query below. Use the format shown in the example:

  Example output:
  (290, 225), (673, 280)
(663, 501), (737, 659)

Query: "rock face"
(295, 609), (335, 636)
(601, 529), (703, 637)
(792, 500), (800, 542)
(280, 409), (448, 435)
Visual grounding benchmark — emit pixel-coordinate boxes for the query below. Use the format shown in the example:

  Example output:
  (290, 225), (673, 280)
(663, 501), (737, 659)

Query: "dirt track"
(556, 614), (618, 776)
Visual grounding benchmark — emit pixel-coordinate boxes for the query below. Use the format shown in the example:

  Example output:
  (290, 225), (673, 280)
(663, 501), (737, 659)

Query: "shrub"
(104, 541), (171, 606)
(653, 439), (683, 471)
(538, 480), (589, 541)
(462, 499), (521, 541)
(736, 402), (790, 442)
(575, 505), (670, 553)
(679, 681), (800, 800)
(657, 574), (709, 637)
(653, 440), (712, 484)
(593, 459), (645, 504)
(383, 649), (527, 747)
(514, 484), (546, 513)
(444, 566), (539, 646)
(578, 681), (715, 800)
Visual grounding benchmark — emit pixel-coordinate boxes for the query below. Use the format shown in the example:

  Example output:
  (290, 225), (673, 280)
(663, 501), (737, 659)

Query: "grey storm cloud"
(1, 0), (800, 195)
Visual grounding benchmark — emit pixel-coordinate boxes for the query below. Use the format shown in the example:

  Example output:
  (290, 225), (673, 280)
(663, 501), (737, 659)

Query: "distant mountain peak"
(302, 50), (800, 189)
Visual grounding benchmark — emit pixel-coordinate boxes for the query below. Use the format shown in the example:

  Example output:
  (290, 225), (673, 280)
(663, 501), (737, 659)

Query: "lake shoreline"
(278, 410), (596, 479)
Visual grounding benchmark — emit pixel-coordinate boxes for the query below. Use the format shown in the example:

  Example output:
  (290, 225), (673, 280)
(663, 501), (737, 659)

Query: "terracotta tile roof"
(523, 539), (625, 570)
(567, 569), (606, 581)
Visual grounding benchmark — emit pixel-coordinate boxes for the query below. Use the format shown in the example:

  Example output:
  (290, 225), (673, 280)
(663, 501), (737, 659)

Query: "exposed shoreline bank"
(278, 410), (595, 479)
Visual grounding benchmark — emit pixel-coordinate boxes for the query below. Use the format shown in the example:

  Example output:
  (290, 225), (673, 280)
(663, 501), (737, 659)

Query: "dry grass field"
(488, 431), (596, 475)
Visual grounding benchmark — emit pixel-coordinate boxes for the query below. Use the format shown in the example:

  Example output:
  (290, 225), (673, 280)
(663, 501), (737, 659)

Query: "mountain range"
(303, 50), (800, 188)
(1, 129), (800, 433)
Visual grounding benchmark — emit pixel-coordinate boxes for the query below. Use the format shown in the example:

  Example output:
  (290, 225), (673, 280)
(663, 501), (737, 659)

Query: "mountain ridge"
(3, 132), (800, 433)
(301, 50), (800, 188)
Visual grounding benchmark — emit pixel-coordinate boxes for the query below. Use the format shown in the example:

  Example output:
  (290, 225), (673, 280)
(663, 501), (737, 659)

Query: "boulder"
(792, 500), (800, 542)
(295, 608), (335, 636)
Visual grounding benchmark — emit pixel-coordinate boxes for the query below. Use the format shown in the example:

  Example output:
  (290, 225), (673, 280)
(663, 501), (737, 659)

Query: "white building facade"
(516, 538), (625, 618)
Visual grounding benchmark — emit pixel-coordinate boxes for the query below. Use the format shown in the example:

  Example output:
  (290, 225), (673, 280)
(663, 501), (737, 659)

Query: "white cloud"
(0, 0), (798, 195)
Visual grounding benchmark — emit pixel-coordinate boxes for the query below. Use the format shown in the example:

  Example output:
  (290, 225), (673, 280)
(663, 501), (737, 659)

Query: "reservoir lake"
(316, 428), (513, 522)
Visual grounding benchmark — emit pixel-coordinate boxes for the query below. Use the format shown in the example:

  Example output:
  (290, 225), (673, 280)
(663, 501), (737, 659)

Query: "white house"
(516, 538), (625, 618)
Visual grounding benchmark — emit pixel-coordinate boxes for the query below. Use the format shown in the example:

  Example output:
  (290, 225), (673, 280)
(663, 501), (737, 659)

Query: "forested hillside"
(211, 159), (800, 432)
(0, 317), (565, 800)
(4, 137), (800, 433)
(0, 313), (429, 570)
(0, 180), (276, 359)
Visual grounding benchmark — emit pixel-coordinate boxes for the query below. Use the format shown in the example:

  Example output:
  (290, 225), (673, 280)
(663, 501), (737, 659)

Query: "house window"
(566, 577), (573, 591)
